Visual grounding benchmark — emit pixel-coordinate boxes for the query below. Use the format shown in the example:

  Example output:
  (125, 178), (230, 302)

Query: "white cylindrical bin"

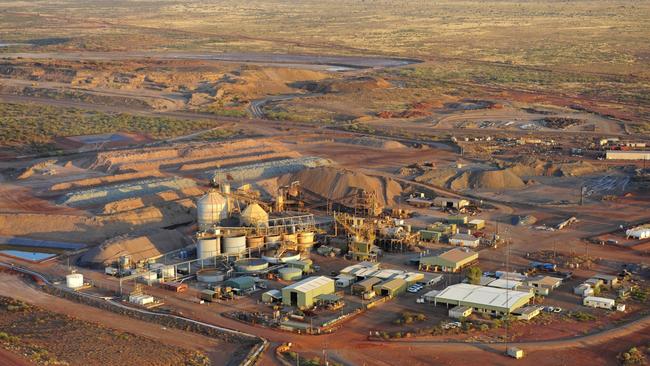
(66, 273), (84, 289)
(222, 235), (247, 255)
(197, 236), (220, 259)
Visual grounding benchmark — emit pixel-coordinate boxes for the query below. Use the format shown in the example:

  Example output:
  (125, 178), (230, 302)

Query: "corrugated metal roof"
(284, 276), (334, 293)
(438, 248), (478, 263)
(487, 278), (522, 289)
(375, 278), (406, 291)
(435, 284), (532, 309)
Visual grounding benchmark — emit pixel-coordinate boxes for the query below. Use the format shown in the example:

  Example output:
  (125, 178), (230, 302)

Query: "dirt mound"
(377, 101), (433, 119)
(450, 169), (525, 190)
(50, 170), (163, 191)
(79, 229), (190, 267)
(219, 67), (328, 99)
(504, 157), (599, 177)
(279, 166), (402, 207)
(339, 137), (407, 150)
(298, 76), (390, 94)
(414, 167), (459, 187)
(17, 159), (58, 179)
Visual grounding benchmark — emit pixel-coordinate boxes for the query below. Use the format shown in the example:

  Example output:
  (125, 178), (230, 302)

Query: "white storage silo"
(66, 273), (84, 289)
(197, 190), (228, 230)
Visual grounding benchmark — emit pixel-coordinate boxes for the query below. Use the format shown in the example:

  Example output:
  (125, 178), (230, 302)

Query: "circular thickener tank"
(197, 269), (226, 283)
(235, 258), (269, 272)
(246, 236), (265, 249)
(265, 234), (281, 243)
(197, 190), (228, 230)
(222, 235), (247, 255)
(262, 250), (301, 264)
(278, 267), (302, 281)
(282, 233), (297, 243)
(66, 273), (83, 289)
(197, 235), (220, 259)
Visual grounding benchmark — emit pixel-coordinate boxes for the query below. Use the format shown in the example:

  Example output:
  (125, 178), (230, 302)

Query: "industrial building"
(433, 284), (534, 315)
(282, 276), (335, 308)
(419, 248), (478, 272)
(224, 276), (257, 292)
(373, 278), (407, 297)
(351, 277), (382, 295)
(448, 305), (472, 319)
(511, 306), (541, 320)
(468, 219), (485, 230)
(592, 274), (619, 288)
(525, 276), (563, 296)
(583, 296), (615, 310)
(448, 233), (480, 248)
(605, 151), (650, 160)
(433, 197), (470, 209)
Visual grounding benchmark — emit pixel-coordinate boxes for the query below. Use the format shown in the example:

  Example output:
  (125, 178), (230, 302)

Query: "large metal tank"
(235, 258), (269, 272)
(221, 183), (231, 195)
(240, 203), (269, 227)
(197, 234), (220, 260)
(197, 269), (226, 283)
(197, 190), (228, 230)
(297, 231), (315, 246)
(278, 267), (302, 281)
(222, 235), (247, 255)
(66, 273), (83, 289)
(262, 250), (301, 264)
(265, 234), (281, 243)
(246, 235), (265, 249)
(282, 233), (297, 244)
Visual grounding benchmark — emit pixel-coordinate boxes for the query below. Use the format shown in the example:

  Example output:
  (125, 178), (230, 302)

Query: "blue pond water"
(0, 250), (57, 262)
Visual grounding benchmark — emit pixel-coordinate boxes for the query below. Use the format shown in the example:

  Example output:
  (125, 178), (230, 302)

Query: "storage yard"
(0, 1), (649, 365)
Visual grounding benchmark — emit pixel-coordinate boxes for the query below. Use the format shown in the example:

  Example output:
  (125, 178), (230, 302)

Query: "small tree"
(466, 266), (482, 285)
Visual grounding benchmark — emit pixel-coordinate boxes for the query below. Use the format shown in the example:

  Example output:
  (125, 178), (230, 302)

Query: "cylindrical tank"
(278, 267), (302, 281)
(197, 190), (228, 230)
(282, 233), (297, 243)
(66, 273), (83, 289)
(265, 234), (281, 243)
(262, 250), (301, 264)
(221, 183), (231, 195)
(197, 269), (226, 283)
(222, 235), (247, 255)
(235, 258), (269, 272)
(197, 235), (220, 259)
(246, 236), (265, 249)
(297, 231), (315, 245)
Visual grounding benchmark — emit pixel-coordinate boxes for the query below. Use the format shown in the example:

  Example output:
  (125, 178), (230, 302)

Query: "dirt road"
(0, 51), (419, 70)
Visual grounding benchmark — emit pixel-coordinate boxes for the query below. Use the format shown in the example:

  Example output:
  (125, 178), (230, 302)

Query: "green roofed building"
(224, 276), (256, 291)
(282, 276), (335, 309)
